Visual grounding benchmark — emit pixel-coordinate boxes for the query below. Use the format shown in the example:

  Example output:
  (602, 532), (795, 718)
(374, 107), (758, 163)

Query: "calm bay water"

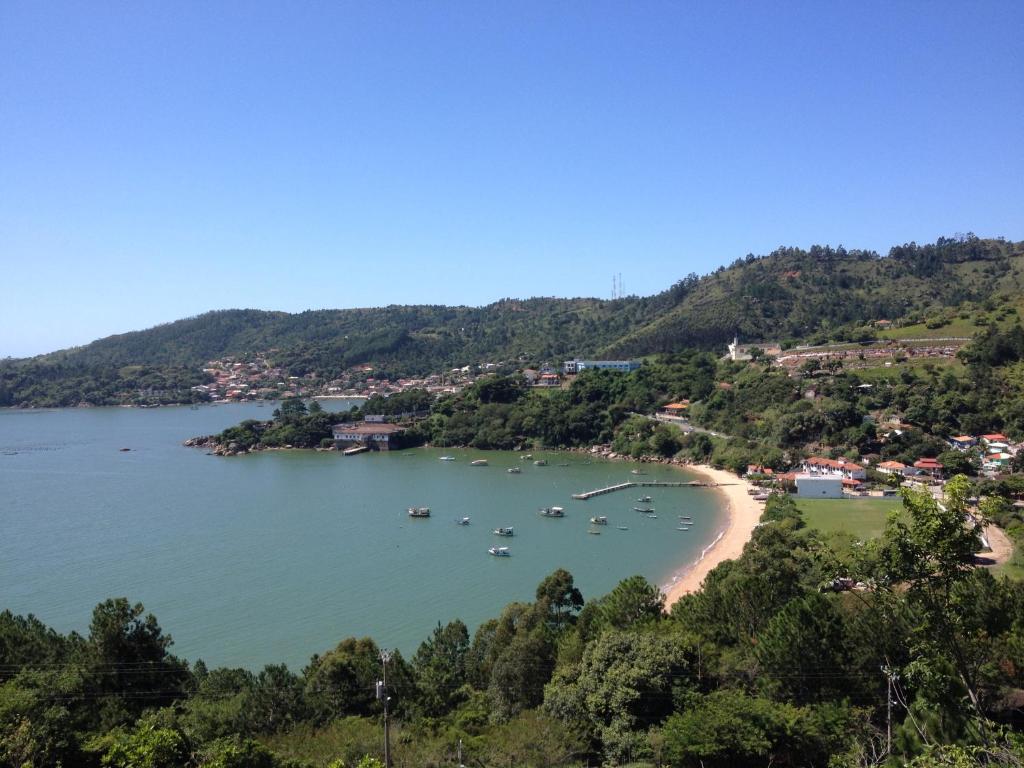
(0, 404), (725, 669)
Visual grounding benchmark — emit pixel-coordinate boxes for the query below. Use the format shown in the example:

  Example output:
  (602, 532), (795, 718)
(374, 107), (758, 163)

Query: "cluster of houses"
(749, 432), (1020, 499)
(946, 433), (1017, 472)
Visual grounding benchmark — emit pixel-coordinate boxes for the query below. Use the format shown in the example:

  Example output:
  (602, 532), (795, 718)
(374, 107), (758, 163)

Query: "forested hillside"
(2, 235), (1021, 406)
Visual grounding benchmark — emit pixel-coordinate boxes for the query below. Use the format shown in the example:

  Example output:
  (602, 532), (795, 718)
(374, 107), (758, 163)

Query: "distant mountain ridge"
(2, 235), (1022, 406)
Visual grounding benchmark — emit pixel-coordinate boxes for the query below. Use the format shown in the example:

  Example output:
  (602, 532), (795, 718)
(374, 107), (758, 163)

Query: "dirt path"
(979, 523), (1014, 568)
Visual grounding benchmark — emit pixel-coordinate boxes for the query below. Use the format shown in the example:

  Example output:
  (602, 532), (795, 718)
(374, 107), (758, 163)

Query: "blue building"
(563, 359), (642, 375)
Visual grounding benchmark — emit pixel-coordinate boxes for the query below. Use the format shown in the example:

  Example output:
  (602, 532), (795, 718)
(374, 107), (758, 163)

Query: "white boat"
(616, 525), (629, 530)
(533, 459), (547, 466)
(646, 513), (658, 519)
(488, 546), (511, 557)
(507, 466), (521, 474)
(634, 507), (655, 513)
(637, 495), (652, 502)
(589, 516), (608, 525)
(408, 507), (431, 518)
(439, 456), (456, 461)
(455, 517), (470, 525)
(588, 529), (601, 535)
(630, 469), (646, 475)
(539, 506), (565, 518)
(493, 527), (514, 537)
(677, 526), (690, 531)
(471, 459), (488, 466)
(521, 453), (533, 460)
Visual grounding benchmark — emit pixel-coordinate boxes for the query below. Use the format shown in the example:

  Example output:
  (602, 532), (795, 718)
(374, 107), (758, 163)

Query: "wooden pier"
(571, 480), (724, 500)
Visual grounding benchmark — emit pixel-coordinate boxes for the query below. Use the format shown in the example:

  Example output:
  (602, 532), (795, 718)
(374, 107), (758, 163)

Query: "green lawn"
(795, 497), (902, 540)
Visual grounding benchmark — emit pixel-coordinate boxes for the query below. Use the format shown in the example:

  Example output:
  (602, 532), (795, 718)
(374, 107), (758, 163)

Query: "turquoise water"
(0, 405), (725, 669)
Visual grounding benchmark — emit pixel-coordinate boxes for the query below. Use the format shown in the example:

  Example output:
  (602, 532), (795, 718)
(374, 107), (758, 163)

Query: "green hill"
(2, 234), (1022, 406)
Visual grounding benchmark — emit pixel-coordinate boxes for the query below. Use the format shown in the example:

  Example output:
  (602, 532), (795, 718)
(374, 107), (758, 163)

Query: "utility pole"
(882, 665), (898, 756)
(378, 649), (393, 768)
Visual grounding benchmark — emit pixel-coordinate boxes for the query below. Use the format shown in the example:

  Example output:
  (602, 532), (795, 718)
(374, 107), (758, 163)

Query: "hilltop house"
(658, 401), (690, 419)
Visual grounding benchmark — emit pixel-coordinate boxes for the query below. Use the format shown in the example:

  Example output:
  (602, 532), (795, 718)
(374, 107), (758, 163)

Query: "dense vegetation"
(4, 484), (1023, 767)
(3, 235), (1022, 407)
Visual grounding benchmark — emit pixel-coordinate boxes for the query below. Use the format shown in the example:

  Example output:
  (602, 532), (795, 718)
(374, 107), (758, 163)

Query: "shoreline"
(660, 463), (762, 606)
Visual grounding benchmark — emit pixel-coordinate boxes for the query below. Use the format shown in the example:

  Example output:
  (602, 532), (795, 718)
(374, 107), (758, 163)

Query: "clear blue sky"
(2, 1), (1022, 358)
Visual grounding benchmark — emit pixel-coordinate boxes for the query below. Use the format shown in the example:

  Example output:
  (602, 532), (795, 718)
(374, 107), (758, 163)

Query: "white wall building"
(795, 474), (843, 499)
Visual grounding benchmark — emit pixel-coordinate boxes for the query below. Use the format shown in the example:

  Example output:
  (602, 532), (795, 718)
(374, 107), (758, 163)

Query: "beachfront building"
(799, 456), (867, 481)
(795, 474), (843, 499)
(332, 422), (407, 451)
(562, 359), (641, 375)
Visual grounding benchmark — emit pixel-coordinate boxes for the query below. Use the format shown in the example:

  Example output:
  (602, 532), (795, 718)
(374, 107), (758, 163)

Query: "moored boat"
(507, 466), (521, 474)
(470, 459), (488, 466)
(493, 526), (514, 537)
(455, 516), (470, 525)
(616, 525), (629, 530)
(533, 459), (547, 466)
(587, 529), (601, 535)
(408, 507), (431, 518)
(636, 495), (652, 502)
(539, 506), (564, 518)
(589, 516), (608, 525)
(439, 456), (456, 461)
(634, 507), (655, 513)
(488, 546), (511, 557)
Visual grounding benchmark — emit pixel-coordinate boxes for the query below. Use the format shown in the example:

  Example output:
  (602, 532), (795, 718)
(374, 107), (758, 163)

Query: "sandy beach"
(662, 464), (763, 606)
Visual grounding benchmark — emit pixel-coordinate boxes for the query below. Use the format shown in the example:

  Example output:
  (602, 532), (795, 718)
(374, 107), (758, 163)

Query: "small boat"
(470, 459), (488, 466)
(507, 466), (521, 474)
(646, 514), (658, 519)
(616, 525), (629, 530)
(678, 515), (692, 520)
(521, 454), (533, 460)
(589, 516), (608, 525)
(677, 526), (690, 531)
(439, 456), (456, 461)
(588, 529), (602, 535)
(493, 527), (514, 537)
(408, 507), (431, 518)
(557, 463), (570, 467)
(637, 495), (652, 502)
(634, 507), (655, 513)
(534, 459), (548, 466)
(455, 517), (471, 525)
(539, 506), (565, 518)
(488, 546), (511, 557)
(630, 469), (646, 475)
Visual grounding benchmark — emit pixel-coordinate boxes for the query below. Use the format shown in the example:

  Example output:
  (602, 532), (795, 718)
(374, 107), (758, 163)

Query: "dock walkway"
(572, 480), (729, 500)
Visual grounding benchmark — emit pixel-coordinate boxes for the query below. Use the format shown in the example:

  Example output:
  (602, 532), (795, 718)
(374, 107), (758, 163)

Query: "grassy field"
(795, 497), (902, 540)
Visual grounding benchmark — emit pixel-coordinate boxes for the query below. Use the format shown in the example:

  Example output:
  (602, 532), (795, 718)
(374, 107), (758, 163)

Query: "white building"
(795, 474), (843, 499)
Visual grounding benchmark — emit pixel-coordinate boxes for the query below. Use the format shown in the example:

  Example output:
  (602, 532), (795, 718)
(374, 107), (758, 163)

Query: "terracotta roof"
(913, 458), (943, 469)
(878, 461), (906, 469)
(982, 434), (1008, 442)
